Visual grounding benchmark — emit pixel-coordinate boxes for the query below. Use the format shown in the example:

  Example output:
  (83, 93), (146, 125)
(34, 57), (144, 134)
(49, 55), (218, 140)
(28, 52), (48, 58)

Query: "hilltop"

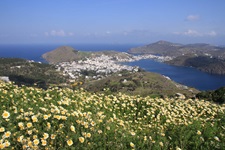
(42, 46), (83, 64)
(129, 40), (182, 56)
(129, 41), (225, 75)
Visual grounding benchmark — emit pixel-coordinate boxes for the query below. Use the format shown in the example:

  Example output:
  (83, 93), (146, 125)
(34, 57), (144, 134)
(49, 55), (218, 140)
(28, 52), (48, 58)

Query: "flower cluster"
(0, 81), (225, 149)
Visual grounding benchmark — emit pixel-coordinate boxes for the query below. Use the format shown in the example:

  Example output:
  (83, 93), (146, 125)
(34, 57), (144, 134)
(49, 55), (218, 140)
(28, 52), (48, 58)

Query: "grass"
(0, 81), (225, 149)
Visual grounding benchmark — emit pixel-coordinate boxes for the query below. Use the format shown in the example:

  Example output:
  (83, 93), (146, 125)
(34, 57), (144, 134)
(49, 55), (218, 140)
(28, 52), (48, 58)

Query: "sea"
(1, 44), (225, 91)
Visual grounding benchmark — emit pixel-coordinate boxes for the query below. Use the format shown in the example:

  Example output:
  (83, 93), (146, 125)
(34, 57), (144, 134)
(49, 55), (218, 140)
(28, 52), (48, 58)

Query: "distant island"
(129, 40), (225, 75)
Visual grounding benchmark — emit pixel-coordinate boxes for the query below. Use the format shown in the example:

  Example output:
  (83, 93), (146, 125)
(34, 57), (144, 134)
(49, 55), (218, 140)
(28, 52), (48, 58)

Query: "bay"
(124, 59), (225, 91)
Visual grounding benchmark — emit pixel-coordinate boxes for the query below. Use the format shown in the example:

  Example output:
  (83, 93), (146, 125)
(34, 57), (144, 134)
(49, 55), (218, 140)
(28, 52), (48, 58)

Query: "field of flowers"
(0, 81), (225, 150)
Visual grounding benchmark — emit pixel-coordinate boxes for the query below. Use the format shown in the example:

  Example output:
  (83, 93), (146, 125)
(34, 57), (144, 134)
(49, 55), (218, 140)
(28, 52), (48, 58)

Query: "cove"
(124, 59), (225, 91)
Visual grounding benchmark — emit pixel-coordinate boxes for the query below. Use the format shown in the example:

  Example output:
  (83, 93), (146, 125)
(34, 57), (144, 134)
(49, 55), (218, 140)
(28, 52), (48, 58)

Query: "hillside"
(128, 40), (182, 56)
(128, 40), (225, 58)
(0, 81), (224, 149)
(81, 70), (198, 98)
(0, 58), (67, 88)
(197, 87), (225, 104)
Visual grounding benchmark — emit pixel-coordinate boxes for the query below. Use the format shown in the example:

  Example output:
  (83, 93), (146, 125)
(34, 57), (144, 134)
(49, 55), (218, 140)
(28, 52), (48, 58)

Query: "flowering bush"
(0, 81), (225, 149)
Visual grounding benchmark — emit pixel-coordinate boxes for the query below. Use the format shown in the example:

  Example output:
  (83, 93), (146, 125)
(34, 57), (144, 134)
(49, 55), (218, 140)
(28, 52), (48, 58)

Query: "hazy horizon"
(0, 0), (225, 45)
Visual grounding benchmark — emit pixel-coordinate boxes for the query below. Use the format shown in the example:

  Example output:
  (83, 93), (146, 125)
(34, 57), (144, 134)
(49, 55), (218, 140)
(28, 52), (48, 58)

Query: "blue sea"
(1, 44), (225, 91)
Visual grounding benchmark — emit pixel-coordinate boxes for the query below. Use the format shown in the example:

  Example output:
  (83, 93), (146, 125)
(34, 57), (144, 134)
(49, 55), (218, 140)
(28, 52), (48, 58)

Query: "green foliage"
(0, 58), (67, 88)
(197, 87), (225, 104)
(212, 87), (225, 104)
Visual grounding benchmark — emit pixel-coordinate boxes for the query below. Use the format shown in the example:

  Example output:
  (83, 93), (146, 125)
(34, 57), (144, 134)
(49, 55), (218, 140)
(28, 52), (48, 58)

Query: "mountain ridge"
(128, 40), (225, 57)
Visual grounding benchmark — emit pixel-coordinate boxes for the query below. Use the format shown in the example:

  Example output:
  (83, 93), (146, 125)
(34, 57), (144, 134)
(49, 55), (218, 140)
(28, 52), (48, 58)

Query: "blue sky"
(0, 0), (225, 45)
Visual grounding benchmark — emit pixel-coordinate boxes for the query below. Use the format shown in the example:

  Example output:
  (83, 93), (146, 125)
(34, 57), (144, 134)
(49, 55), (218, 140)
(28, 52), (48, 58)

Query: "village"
(56, 53), (172, 82)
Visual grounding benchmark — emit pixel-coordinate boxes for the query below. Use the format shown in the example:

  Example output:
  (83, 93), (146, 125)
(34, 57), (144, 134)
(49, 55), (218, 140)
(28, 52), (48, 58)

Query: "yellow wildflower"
(67, 139), (73, 146)
(33, 139), (39, 146)
(33, 135), (38, 139)
(51, 134), (56, 140)
(43, 115), (49, 120)
(130, 131), (136, 136)
(106, 126), (110, 130)
(130, 142), (135, 148)
(18, 122), (24, 128)
(27, 130), (32, 135)
(2, 111), (10, 119)
(79, 137), (85, 143)
(70, 125), (75, 132)
(159, 141), (164, 147)
(27, 122), (33, 128)
(31, 115), (38, 122)
(86, 133), (91, 138)
(61, 116), (67, 120)
(4, 131), (11, 138)
(43, 133), (49, 139)
(176, 146), (182, 150)
(4, 140), (10, 147)
(47, 122), (51, 129)
(17, 135), (24, 143)
(27, 141), (33, 147)
(91, 121), (96, 126)
(0, 127), (5, 132)
(144, 136), (147, 141)
(98, 130), (102, 134)
(0, 143), (5, 149)
(41, 139), (47, 146)
(197, 130), (201, 135)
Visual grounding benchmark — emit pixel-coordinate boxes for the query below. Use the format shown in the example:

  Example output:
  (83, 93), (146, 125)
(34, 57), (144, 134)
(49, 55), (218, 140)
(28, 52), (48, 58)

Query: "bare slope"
(42, 46), (81, 64)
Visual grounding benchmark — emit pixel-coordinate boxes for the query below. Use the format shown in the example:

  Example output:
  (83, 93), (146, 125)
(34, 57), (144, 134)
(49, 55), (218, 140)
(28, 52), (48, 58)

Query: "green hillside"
(0, 58), (67, 88)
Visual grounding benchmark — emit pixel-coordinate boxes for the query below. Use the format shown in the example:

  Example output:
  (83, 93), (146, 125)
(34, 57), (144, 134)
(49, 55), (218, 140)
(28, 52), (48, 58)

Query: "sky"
(0, 0), (225, 45)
